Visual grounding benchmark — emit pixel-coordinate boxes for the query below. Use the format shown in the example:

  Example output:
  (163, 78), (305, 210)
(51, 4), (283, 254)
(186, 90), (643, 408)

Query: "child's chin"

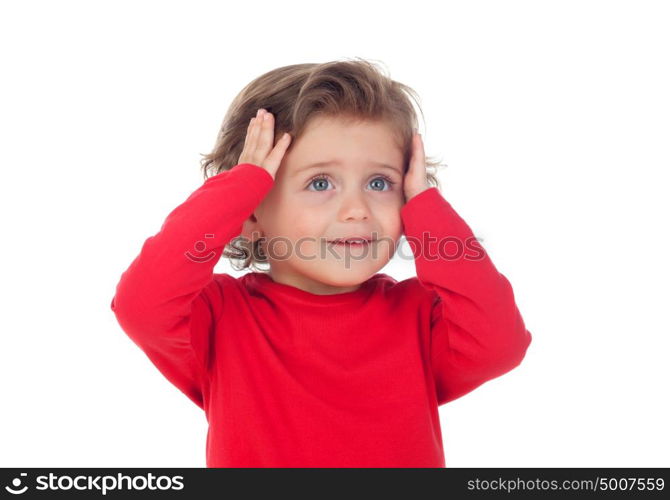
(317, 262), (380, 283)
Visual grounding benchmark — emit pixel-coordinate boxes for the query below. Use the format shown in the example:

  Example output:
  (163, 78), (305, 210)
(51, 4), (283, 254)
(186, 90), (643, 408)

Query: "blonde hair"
(199, 57), (447, 272)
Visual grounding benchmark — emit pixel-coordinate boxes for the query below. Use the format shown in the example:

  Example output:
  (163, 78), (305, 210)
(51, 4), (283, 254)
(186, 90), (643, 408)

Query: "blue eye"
(308, 175), (331, 191)
(369, 177), (393, 191)
(306, 174), (395, 192)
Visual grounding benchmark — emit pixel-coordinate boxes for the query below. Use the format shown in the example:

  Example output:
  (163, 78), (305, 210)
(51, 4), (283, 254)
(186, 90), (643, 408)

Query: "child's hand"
(237, 108), (292, 180)
(403, 131), (430, 203)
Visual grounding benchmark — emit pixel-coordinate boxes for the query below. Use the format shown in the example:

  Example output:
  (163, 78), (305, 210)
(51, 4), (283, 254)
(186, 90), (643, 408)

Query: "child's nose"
(338, 193), (371, 220)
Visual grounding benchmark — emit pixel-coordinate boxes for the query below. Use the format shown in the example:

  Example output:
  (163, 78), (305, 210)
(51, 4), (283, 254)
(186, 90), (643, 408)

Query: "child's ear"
(240, 212), (264, 242)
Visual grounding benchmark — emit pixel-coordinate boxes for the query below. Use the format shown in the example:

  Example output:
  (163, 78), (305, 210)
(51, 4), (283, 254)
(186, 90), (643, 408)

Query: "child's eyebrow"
(295, 160), (402, 175)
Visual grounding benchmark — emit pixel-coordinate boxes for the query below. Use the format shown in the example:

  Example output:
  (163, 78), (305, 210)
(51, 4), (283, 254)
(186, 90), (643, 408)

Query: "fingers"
(247, 109), (265, 159)
(239, 113), (260, 163)
(238, 108), (292, 176)
(408, 132), (424, 173)
(257, 109), (275, 155)
(241, 109), (272, 163)
(265, 132), (292, 171)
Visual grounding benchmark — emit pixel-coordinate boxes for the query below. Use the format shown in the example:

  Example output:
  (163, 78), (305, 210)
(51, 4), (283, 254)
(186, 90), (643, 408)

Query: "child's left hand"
(403, 131), (431, 203)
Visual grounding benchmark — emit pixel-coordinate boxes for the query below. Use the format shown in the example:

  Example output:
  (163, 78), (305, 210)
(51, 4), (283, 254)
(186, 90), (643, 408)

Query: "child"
(110, 58), (532, 468)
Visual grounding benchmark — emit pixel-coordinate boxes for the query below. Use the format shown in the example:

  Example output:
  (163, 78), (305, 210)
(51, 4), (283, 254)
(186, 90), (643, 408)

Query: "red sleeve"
(400, 187), (532, 405)
(110, 163), (273, 409)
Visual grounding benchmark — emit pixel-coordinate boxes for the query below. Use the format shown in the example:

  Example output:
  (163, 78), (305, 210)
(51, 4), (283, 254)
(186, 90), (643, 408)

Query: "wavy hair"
(199, 57), (447, 272)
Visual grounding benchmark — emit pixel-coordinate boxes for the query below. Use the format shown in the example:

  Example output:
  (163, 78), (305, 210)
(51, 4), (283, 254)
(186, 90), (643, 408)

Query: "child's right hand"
(237, 108), (292, 180)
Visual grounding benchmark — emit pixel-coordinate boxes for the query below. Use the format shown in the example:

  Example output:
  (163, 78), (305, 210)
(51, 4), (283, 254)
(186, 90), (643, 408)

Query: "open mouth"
(327, 237), (376, 247)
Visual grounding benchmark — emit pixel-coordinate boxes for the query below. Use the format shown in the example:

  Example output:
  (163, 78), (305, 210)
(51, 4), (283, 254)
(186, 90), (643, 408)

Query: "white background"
(1, 0), (668, 467)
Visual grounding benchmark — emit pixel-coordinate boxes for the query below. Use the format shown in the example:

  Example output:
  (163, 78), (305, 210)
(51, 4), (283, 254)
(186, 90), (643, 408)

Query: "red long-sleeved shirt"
(110, 162), (532, 468)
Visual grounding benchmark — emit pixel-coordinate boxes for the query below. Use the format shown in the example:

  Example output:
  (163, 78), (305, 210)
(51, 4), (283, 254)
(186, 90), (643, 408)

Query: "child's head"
(200, 58), (446, 290)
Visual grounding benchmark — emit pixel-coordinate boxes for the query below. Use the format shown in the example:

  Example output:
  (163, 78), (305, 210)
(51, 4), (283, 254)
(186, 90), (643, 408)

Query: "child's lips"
(327, 238), (376, 247)
(330, 241), (369, 246)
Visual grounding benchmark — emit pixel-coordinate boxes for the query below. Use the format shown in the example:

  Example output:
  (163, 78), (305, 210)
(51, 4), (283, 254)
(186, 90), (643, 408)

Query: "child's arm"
(111, 109), (288, 410)
(400, 187), (532, 405)
(110, 163), (273, 409)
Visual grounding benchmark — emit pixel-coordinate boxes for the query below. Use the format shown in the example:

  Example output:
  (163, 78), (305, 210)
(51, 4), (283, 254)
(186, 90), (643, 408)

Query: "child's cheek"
(299, 191), (334, 206)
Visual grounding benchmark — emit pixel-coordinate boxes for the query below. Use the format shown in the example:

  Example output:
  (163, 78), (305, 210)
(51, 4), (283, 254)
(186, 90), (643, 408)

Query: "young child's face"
(248, 115), (406, 295)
